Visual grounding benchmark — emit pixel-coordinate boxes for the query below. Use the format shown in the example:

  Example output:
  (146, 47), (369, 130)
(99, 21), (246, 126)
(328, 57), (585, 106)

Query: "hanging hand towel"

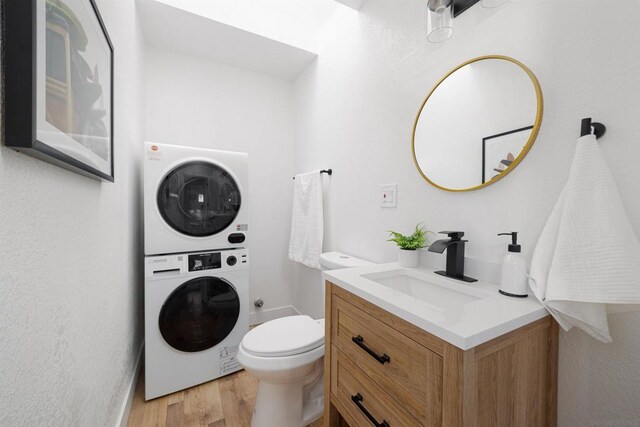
(529, 134), (640, 342)
(288, 170), (324, 269)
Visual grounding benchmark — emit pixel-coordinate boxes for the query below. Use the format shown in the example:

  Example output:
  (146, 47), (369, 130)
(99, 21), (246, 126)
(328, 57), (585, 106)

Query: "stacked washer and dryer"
(143, 142), (250, 400)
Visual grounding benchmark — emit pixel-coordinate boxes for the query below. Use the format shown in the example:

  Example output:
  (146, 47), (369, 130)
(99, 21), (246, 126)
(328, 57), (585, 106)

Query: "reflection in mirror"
(412, 56), (543, 192)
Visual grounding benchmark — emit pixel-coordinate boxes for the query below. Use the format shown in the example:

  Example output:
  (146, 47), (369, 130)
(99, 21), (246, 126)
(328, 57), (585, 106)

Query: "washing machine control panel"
(187, 249), (248, 273)
(188, 252), (222, 271)
(145, 249), (248, 279)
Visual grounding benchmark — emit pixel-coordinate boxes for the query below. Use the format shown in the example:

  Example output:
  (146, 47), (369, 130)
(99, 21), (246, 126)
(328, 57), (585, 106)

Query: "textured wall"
(0, 0), (145, 425)
(144, 47), (295, 316)
(293, 0), (640, 424)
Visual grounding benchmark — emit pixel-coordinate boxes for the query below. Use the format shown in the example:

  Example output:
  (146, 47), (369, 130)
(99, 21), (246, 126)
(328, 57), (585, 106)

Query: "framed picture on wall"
(3, 0), (115, 181)
(482, 125), (534, 184)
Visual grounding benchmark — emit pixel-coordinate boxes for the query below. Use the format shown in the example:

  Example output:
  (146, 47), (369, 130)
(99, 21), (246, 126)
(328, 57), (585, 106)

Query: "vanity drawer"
(331, 345), (421, 427)
(331, 295), (442, 426)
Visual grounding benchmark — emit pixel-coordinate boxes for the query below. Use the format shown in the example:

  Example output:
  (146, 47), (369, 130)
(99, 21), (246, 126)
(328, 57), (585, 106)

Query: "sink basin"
(361, 269), (492, 310)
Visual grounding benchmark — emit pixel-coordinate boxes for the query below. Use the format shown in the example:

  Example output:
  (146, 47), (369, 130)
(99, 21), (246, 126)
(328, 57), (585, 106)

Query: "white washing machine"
(144, 142), (249, 256)
(144, 248), (249, 400)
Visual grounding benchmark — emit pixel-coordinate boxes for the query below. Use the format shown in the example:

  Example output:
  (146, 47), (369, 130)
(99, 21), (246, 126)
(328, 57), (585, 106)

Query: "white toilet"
(236, 252), (372, 427)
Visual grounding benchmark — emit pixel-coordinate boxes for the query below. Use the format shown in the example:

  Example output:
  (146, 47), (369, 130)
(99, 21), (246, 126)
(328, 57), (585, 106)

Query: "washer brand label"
(220, 345), (240, 375)
(236, 224), (248, 231)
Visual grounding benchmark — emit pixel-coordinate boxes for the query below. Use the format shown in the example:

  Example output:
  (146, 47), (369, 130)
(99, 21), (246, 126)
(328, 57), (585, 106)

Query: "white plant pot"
(398, 249), (419, 268)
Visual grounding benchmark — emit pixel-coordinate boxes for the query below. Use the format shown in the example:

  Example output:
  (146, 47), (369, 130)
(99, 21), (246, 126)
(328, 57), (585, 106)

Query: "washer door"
(159, 277), (240, 353)
(157, 161), (241, 237)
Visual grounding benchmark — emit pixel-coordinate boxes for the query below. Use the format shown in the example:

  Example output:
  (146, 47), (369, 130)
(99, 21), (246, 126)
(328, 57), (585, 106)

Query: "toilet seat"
(242, 315), (324, 357)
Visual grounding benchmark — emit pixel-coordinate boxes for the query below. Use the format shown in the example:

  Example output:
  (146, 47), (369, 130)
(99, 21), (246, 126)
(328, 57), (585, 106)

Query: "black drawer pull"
(351, 393), (390, 427)
(352, 335), (390, 364)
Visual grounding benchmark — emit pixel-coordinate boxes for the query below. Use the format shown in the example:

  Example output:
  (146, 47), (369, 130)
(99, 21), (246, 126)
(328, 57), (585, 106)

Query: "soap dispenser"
(497, 232), (528, 298)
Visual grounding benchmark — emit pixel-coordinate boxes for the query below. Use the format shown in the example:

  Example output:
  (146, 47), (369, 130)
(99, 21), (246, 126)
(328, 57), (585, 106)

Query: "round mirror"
(412, 56), (543, 192)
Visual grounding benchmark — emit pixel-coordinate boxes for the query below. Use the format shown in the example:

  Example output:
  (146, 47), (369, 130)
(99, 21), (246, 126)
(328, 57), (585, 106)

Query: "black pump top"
(498, 232), (521, 253)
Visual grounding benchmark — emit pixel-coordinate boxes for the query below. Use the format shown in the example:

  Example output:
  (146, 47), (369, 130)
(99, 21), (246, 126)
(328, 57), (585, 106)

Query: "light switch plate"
(380, 184), (397, 208)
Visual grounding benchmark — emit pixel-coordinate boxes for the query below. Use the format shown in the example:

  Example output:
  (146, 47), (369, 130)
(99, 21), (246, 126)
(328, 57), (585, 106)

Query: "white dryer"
(144, 142), (248, 256)
(144, 248), (249, 400)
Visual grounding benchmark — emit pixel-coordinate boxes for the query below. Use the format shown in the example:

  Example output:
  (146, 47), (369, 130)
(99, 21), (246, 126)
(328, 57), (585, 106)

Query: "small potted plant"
(387, 224), (431, 268)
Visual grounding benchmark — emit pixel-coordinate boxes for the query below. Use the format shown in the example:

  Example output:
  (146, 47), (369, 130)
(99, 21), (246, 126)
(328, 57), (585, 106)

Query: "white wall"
(0, 0), (145, 425)
(144, 47), (296, 317)
(293, 0), (640, 423)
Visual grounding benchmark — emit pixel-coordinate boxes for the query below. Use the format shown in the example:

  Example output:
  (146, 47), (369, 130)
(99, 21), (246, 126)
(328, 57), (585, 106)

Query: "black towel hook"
(580, 117), (606, 139)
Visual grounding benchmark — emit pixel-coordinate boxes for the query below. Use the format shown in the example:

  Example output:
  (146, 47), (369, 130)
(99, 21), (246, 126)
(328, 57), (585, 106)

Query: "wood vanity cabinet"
(323, 282), (559, 427)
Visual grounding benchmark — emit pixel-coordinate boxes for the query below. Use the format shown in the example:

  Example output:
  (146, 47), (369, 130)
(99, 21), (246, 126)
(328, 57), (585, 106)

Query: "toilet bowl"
(237, 252), (372, 427)
(237, 315), (325, 427)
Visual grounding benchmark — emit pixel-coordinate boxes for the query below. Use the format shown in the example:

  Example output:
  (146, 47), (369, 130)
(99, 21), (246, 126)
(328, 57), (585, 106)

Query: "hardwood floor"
(127, 370), (324, 427)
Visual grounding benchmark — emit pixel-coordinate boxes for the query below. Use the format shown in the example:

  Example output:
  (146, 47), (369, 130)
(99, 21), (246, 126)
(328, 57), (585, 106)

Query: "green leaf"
(386, 223), (432, 250)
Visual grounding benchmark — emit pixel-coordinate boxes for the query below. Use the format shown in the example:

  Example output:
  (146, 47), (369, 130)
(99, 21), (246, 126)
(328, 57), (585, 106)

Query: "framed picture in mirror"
(3, 0), (115, 181)
(482, 125), (534, 184)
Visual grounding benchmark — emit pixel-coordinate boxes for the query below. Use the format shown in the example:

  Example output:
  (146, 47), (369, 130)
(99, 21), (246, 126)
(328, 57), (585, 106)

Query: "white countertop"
(323, 262), (549, 350)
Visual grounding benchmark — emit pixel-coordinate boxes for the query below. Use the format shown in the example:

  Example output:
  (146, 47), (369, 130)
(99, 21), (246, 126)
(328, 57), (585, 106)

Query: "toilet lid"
(242, 315), (324, 357)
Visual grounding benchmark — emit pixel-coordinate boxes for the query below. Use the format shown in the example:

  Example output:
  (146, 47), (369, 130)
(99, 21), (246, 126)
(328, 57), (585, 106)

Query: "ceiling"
(137, 0), (352, 80)
(149, 0), (340, 52)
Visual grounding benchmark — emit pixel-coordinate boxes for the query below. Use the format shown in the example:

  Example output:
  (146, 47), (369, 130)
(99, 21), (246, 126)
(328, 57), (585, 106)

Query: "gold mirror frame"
(411, 55), (544, 192)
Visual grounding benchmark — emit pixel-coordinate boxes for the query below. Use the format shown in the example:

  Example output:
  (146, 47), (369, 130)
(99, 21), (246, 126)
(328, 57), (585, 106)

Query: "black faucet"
(427, 231), (477, 283)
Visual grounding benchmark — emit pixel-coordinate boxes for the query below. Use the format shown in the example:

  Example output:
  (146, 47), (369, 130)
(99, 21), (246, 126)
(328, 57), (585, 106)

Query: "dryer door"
(157, 161), (241, 237)
(159, 277), (240, 353)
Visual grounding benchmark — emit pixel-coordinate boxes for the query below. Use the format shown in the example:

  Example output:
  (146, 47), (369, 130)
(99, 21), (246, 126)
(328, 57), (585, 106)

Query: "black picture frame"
(2, 0), (115, 182)
(482, 125), (534, 184)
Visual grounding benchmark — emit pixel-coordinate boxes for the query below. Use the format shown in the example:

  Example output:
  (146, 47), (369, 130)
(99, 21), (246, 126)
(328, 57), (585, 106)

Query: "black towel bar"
(293, 169), (332, 179)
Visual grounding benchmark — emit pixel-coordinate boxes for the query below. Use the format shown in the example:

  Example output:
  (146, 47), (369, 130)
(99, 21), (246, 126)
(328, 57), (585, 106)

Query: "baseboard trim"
(116, 343), (144, 427)
(250, 305), (301, 326)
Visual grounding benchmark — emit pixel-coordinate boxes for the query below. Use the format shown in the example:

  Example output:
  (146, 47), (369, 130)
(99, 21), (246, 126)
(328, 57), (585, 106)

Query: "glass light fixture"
(427, 0), (454, 43)
(481, 0), (511, 8)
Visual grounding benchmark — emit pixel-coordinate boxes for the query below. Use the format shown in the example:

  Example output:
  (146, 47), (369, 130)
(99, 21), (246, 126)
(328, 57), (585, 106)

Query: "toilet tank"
(319, 252), (373, 271)
(305, 252), (372, 320)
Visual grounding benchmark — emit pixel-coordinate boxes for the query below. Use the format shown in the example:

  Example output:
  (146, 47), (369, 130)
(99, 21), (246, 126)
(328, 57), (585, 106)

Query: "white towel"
(529, 134), (640, 342)
(288, 171), (324, 269)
